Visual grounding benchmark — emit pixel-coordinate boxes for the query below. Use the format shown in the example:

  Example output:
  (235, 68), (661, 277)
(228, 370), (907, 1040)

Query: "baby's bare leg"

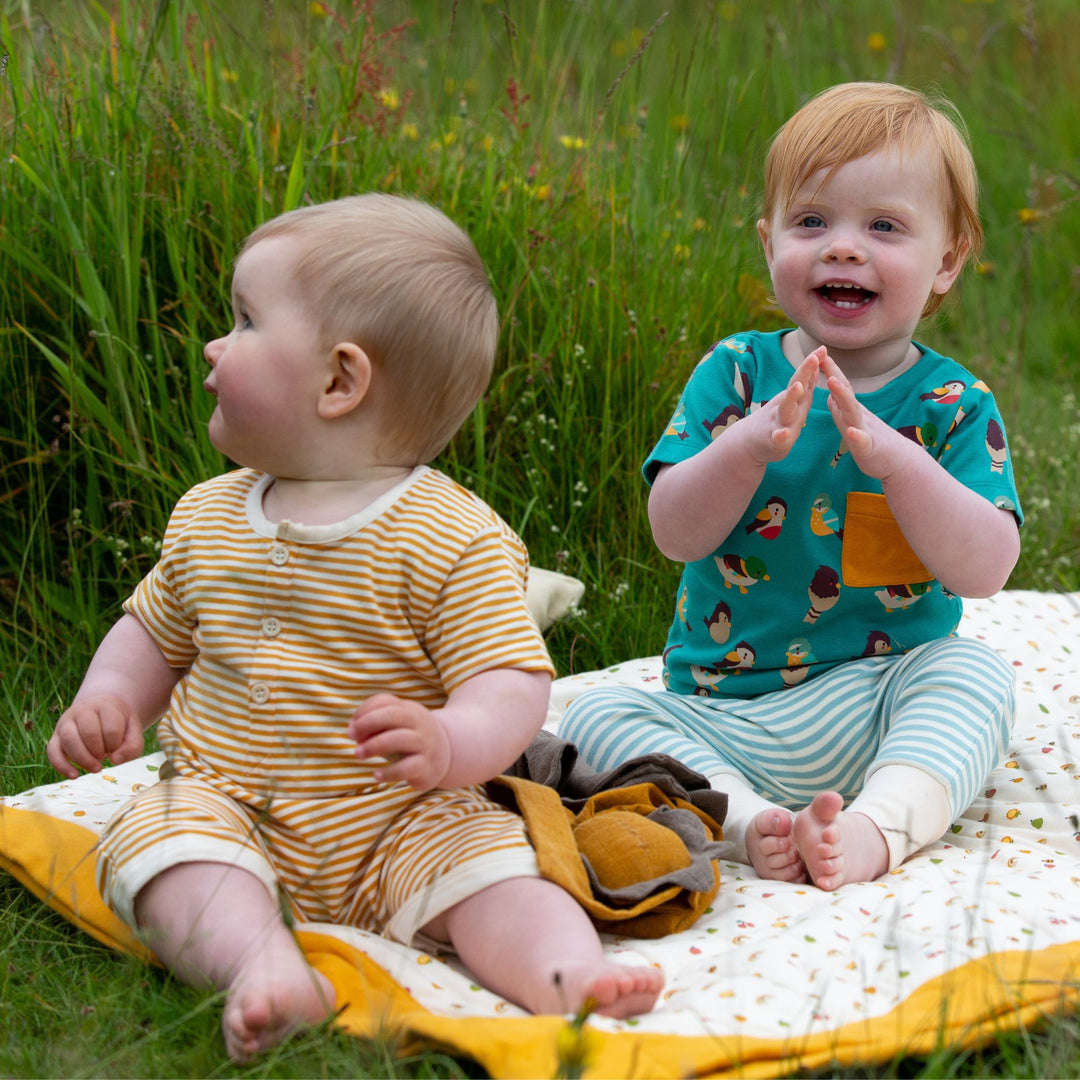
(424, 877), (663, 1018)
(792, 792), (889, 891)
(134, 862), (334, 1062)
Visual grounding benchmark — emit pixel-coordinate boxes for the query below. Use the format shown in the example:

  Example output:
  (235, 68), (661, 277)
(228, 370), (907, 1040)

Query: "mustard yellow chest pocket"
(840, 491), (933, 588)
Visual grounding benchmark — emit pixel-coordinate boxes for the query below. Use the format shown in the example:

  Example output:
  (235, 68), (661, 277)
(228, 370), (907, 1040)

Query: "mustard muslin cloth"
(486, 777), (730, 938)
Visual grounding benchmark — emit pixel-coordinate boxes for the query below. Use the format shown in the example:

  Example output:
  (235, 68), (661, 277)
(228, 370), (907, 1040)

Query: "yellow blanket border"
(3, 803), (1078, 1078)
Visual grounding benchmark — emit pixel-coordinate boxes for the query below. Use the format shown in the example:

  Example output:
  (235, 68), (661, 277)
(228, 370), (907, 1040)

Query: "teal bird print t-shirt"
(646, 330), (1022, 698)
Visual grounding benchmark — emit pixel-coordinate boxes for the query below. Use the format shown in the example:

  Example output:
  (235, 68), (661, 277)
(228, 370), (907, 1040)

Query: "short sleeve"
(643, 334), (764, 485)
(929, 380), (1023, 525)
(121, 492), (202, 668)
(421, 521), (555, 692)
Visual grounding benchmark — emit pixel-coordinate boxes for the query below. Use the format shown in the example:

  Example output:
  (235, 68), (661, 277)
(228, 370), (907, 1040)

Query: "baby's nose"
(204, 336), (226, 365)
(823, 232), (865, 262)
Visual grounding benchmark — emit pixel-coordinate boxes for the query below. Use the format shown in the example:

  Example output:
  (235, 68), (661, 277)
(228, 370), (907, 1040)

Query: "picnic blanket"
(2, 589), (1079, 1077)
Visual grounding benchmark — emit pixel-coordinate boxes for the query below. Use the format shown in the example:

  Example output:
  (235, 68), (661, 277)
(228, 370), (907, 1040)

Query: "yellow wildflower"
(401, 123), (419, 141)
(670, 114), (690, 132)
(611, 30), (644, 58)
(220, 68), (239, 83)
(1017, 207), (1041, 225)
(556, 1021), (596, 1079)
(559, 134), (585, 150)
(379, 88), (400, 110)
(555, 989), (597, 1080)
(867, 32), (887, 52)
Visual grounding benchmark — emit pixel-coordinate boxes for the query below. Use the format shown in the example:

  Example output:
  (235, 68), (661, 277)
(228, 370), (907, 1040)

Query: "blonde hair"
(243, 193), (498, 463)
(762, 82), (983, 316)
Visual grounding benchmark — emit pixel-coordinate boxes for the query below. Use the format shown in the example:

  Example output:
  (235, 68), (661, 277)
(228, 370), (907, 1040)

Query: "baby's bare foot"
(555, 962), (663, 1019)
(793, 791), (888, 891)
(746, 808), (806, 882)
(222, 957), (336, 1062)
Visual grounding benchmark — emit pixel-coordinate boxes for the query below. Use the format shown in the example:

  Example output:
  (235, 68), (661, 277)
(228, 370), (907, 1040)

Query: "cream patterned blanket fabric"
(2, 589), (1078, 1077)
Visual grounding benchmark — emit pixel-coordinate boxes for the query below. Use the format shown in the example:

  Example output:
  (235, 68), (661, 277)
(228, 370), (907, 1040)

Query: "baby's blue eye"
(799, 215), (825, 229)
(238, 312), (253, 330)
(870, 220), (895, 232)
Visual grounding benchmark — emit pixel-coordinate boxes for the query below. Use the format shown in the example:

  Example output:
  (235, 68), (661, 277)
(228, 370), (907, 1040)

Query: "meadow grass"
(1, 0), (1078, 1075)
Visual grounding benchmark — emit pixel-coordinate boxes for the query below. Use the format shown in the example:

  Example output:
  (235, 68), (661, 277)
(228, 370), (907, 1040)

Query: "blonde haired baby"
(47, 193), (662, 1061)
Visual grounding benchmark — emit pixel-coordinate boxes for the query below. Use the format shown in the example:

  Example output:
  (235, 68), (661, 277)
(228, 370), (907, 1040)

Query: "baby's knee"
(922, 636), (1015, 697)
(957, 636), (1016, 715)
(560, 687), (651, 738)
(963, 636), (1013, 677)
(921, 635), (1017, 746)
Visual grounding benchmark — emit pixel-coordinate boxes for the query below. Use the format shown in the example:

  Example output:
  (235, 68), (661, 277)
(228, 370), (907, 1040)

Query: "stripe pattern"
(98, 467), (551, 939)
(98, 775), (537, 942)
(560, 637), (1015, 816)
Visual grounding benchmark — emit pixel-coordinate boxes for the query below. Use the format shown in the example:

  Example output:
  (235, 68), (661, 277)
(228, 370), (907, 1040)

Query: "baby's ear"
(318, 343), (371, 419)
(757, 218), (773, 264)
(932, 237), (970, 296)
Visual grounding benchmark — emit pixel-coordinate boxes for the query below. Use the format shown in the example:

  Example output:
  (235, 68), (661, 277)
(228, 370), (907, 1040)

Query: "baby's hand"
(348, 694), (452, 792)
(46, 694), (146, 779)
(742, 347), (821, 464)
(822, 354), (904, 479)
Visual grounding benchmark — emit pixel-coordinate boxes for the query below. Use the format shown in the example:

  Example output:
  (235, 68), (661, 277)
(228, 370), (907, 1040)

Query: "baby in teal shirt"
(562, 82), (1020, 891)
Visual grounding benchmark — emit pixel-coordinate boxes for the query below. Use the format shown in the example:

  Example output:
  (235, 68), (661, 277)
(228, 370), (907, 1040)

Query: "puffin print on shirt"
(645, 330), (1021, 698)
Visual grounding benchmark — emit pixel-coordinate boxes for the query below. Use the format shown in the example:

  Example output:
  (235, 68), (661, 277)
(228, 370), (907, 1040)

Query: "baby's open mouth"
(817, 282), (876, 309)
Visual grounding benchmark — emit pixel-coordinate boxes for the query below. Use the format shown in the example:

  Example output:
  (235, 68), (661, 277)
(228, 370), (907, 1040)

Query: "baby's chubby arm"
(347, 668), (552, 792)
(823, 354), (1020, 597)
(47, 613), (183, 779)
(649, 348), (822, 563)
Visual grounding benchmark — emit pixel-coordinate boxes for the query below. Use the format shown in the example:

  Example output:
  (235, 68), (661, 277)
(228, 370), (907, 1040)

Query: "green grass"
(1, 0), (1078, 1075)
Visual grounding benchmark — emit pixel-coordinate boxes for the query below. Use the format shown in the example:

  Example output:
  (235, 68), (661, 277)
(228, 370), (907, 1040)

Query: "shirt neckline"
(245, 466), (430, 542)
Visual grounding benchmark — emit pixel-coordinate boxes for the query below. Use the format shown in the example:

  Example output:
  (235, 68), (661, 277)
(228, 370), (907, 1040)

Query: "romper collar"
(244, 466), (429, 543)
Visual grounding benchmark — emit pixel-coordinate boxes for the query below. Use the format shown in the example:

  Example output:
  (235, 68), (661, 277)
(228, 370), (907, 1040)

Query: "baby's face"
(758, 146), (965, 365)
(203, 237), (326, 474)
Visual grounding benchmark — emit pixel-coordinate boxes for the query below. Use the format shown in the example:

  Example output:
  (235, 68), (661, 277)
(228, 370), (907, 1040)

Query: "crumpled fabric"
(504, 728), (729, 824)
(578, 804), (725, 903)
(487, 733), (733, 937)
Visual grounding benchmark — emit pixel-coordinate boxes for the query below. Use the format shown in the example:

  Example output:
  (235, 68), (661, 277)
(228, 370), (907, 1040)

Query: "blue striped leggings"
(559, 637), (1015, 817)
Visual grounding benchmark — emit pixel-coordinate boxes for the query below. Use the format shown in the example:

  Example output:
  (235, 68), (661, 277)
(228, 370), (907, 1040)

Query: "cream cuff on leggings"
(708, 763), (953, 871)
(849, 764), (953, 871)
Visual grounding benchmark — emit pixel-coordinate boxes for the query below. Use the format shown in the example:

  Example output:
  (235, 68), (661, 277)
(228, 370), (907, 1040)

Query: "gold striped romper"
(97, 466), (555, 944)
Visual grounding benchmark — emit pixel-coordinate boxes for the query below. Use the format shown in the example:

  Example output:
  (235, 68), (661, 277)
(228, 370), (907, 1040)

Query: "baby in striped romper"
(561, 83), (1021, 892)
(46, 194), (662, 1061)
